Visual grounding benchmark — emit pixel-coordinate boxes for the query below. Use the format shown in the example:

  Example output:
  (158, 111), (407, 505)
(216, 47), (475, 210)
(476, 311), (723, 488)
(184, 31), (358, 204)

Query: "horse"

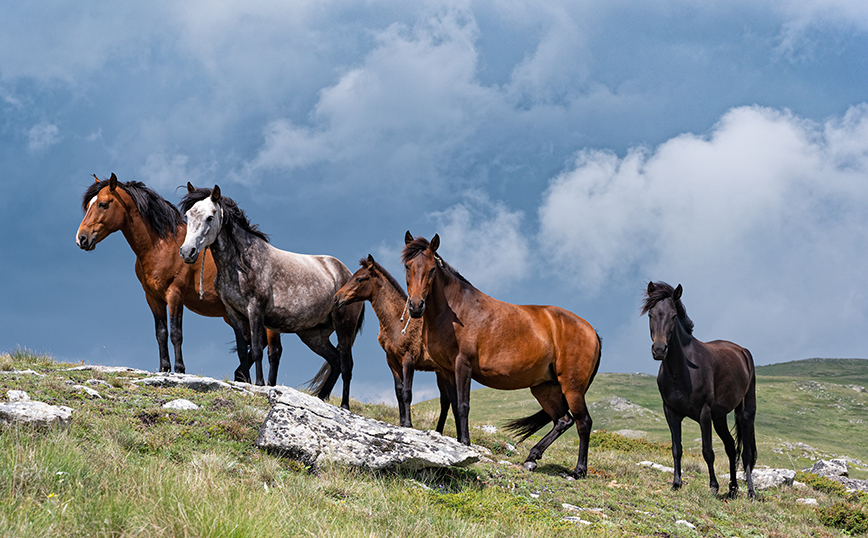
(178, 184), (364, 405)
(76, 173), (282, 376)
(642, 281), (757, 498)
(402, 232), (601, 478)
(334, 254), (450, 432)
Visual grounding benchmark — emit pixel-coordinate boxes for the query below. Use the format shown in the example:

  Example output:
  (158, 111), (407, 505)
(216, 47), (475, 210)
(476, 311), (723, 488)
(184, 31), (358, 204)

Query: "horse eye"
(356, 277), (366, 283)
(206, 216), (213, 222)
(98, 202), (108, 209)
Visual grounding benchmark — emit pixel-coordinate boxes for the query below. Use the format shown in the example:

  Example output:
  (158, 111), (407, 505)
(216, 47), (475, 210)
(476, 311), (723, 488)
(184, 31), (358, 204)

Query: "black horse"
(642, 282), (757, 498)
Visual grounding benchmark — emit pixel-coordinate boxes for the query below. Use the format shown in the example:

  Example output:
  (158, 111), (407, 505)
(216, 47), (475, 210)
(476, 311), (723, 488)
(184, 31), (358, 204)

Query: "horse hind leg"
(297, 325), (344, 406)
(523, 383), (574, 474)
(146, 295), (171, 373)
(331, 301), (364, 409)
(737, 392), (758, 498)
(712, 414), (739, 498)
(562, 387), (593, 479)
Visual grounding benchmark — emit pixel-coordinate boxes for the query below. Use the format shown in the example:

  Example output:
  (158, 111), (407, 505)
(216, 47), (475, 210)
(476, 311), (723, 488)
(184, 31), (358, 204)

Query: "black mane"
(82, 178), (183, 239)
(361, 256), (407, 300)
(641, 281), (694, 334)
(400, 236), (472, 286)
(178, 187), (269, 244)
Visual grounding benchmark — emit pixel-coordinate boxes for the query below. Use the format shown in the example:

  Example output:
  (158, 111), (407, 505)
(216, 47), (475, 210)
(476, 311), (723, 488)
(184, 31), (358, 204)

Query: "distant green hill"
(414, 358), (868, 479)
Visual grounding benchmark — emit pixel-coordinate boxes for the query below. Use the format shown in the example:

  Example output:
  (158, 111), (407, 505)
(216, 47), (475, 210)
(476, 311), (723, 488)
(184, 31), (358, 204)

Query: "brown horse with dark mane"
(642, 281), (757, 498)
(76, 173), (281, 377)
(402, 232), (601, 478)
(334, 254), (450, 432)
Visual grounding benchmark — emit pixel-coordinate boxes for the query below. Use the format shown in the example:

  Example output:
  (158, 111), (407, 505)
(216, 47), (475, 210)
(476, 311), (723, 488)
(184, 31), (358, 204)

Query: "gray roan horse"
(642, 282), (757, 498)
(179, 184), (364, 406)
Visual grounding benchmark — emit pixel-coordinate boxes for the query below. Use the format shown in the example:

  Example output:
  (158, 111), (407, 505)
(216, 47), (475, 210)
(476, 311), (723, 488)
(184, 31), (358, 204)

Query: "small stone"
(163, 399), (199, 410)
(72, 385), (102, 399)
(676, 520), (696, 529)
(7, 390), (29, 402)
(796, 498), (818, 505)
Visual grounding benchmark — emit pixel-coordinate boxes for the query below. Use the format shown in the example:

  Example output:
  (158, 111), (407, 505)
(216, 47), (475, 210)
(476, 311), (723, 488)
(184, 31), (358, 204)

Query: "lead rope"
(399, 297), (411, 335)
(198, 246), (208, 300)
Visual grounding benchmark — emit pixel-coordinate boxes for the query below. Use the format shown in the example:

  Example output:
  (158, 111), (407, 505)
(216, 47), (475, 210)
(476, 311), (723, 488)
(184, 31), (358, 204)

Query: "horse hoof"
(522, 462), (538, 472)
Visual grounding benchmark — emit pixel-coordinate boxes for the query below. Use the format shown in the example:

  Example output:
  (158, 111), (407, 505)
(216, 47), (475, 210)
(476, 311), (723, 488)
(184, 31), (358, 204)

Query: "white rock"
(133, 373), (231, 392)
(7, 390), (29, 402)
(0, 400), (73, 428)
(797, 498), (818, 505)
(637, 460), (675, 473)
(163, 399), (199, 410)
(676, 520), (696, 529)
(67, 365), (147, 374)
(72, 385), (102, 399)
(256, 387), (479, 471)
(806, 459), (849, 478)
(737, 467), (796, 489)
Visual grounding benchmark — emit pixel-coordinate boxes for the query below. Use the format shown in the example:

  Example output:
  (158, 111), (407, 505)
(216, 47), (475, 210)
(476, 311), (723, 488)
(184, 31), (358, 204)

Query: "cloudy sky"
(2, 0), (867, 404)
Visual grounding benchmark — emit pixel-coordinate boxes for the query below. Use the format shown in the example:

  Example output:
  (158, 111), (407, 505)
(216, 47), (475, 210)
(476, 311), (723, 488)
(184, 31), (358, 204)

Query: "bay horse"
(76, 173), (282, 377)
(402, 232), (601, 478)
(334, 254), (450, 432)
(642, 281), (757, 498)
(179, 184), (364, 405)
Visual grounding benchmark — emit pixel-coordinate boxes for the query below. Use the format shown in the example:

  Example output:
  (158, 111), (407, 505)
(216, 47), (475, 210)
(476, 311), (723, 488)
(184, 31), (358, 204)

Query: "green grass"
(2, 349), (867, 537)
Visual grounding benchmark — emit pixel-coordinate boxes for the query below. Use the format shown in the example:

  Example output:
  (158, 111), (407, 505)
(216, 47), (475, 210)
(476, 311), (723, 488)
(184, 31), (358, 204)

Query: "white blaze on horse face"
(181, 197), (222, 262)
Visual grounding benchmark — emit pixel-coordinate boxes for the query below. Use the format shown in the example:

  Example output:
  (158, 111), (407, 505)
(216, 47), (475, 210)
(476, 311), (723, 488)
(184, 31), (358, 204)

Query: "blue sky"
(2, 1), (867, 403)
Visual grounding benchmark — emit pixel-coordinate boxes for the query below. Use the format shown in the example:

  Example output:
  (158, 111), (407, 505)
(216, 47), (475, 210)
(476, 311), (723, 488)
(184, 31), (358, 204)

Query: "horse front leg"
(167, 292), (185, 374)
(663, 402), (685, 491)
(145, 295), (171, 373)
(225, 310), (252, 383)
(247, 308), (266, 386)
(712, 414), (739, 499)
(266, 330), (282, 386)
(699, 406), (719, 494)
(434, 371), (451, 434)
(401, 355), (417, 428)
(454, 355), (473, 445)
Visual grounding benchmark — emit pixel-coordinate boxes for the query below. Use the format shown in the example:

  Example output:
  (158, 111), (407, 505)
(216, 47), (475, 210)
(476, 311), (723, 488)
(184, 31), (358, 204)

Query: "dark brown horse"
(334, 254), (450, 431)
(402, 232), (601, 478)
(642, 281), (757, 498)
(76, 173), (281, 378)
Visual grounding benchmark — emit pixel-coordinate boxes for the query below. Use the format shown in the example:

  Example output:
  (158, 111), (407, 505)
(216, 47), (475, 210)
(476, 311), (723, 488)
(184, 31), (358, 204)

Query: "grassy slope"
(416, 359), (868, 478)
(2, 350), (867, 537)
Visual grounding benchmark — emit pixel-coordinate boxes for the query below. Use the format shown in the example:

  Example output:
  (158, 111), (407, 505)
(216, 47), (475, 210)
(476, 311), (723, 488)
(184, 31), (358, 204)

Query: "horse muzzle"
(76, 233), (97, 251)
(179, 245), (199, 264)
(407, 299), (425, 318)
(651, 342), (668, 361)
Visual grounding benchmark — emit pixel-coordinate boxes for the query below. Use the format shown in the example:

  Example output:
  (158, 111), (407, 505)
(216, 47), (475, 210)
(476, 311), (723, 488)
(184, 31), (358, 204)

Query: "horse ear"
(109, 173), (117, 191)
(211, 185), (221, 202)
(647, 281), (655, 294)
(186, 182), (195, 194)
(430, 234), (440, 252)
(673, 284), (683, 300)
(367, 254), (375, 264)
(404, 230), (413, 244)
(93, 174), (100, 183)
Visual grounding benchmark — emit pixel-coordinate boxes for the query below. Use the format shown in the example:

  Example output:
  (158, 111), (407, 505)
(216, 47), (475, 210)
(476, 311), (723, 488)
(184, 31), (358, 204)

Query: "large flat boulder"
(0, 391), (72, 428)
(256, 388), (479, 471)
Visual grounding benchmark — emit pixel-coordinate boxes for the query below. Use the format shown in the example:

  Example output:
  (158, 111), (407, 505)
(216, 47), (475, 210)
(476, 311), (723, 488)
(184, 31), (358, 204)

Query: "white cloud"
(27, 122), (61, 153)
(429, 191), (529, 292)
(539, 104), (868, 362)
(139, 151), (215, 191)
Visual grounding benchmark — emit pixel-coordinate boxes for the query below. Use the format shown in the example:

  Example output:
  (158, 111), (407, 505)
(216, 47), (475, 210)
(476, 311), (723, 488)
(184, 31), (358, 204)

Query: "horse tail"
(589, 331), (602, 386)
(503, 410), (552, 444)
(306, 362), (332, 394)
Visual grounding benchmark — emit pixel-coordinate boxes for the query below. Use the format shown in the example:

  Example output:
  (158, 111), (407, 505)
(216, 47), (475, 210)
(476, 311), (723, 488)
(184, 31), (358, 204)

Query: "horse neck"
(369, 275), (409, 341)
(423, 263), (465, 324)
(661, 318), (696, 378)
(208, 219), (262, 278)
(115, 189), (166, 261)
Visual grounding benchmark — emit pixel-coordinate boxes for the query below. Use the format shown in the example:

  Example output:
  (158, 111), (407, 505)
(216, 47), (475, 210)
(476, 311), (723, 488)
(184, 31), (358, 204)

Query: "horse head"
(643, 281), (683, 361)
(179, 183), (224, 264)
(402, 231), (440, 319)
(334, 255), (379, 308)
(76, 173), (126, 251)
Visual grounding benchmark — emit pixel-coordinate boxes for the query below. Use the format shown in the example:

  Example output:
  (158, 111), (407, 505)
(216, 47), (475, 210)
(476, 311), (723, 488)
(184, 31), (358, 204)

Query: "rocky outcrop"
(804, 459), (868, 493)
(737, 467), (796, 489)
(0, 390), (72, 428)
(256, 387), (480, 471)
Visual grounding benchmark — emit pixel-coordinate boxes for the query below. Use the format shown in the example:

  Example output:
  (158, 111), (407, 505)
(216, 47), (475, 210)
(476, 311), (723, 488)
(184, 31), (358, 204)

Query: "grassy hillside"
(2, 349), (868, 537)
(415, 359), (868, 481)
